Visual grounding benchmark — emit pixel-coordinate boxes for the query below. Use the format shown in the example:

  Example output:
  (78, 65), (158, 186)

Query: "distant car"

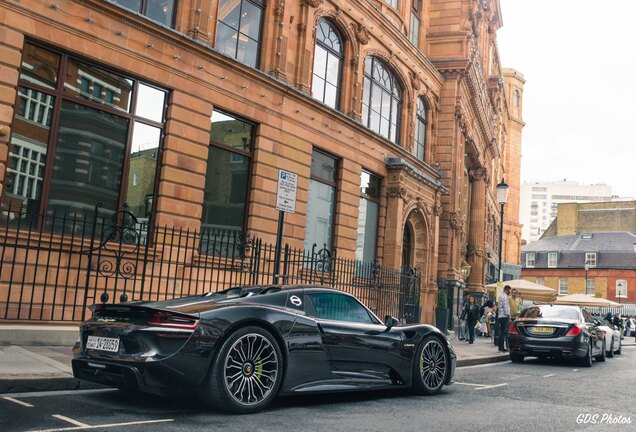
(72, 285), (456, 413)
(594, 318), (622, 357)
(508, 305), (605, 366)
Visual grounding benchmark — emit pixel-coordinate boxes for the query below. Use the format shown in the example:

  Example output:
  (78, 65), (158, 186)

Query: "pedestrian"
(628, 316), (636, 337)
(489, 305), (498, 343)
(509, 288), (522, 320)
(482, 300), (494, 337)
(458, 293), (469, 341)
(463, 295), (480, 344)
(613, 313), (623, 337)
(497, 285), (512, 352)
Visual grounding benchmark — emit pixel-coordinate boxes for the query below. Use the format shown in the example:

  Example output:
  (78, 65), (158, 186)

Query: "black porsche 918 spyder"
(72, 285), (456, 413)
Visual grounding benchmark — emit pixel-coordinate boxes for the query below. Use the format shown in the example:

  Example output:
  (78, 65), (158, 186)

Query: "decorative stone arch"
(402, 204), (433, 285)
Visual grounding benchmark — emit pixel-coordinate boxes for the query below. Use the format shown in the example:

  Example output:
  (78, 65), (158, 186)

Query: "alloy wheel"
(419, 338), (447, 391)
(223, 333), (279, 406)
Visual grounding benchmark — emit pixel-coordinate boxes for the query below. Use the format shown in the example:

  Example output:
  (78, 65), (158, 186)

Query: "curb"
(0, 378), (107, 394)
(457, 355), (509, 367)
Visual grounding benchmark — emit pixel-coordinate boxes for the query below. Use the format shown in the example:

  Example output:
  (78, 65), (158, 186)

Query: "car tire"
(595, 340), (606, 362)
(413, 335), (449, 395)
(615, 339), (622, 355)
(510, 352), (524, 363)
(581, 341), (593, 368)
(200, 326), (283, 414)
(607, 339), (614, 358)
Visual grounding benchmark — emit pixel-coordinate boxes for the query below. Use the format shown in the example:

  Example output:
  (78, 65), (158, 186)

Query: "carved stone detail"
(302, 0), (322, 7)
(410, 71), (421, 91)
(352, 22), (369, 45)
(469, 167), (486, 182)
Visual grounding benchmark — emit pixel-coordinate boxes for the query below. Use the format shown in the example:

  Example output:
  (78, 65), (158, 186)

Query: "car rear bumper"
(509, 335), (588, 358)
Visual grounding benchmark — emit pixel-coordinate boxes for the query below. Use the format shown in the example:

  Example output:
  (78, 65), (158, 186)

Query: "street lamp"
(584, 261), (590, 295)
(618, 281), (623, 305)
(496, 179), (510, 282)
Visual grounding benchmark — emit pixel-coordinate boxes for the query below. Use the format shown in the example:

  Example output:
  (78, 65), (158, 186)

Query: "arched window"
(312, 20), (343, 110)
(215, 0), (265, 68)
(514, 89), (520, 108)
(362, 57), (402, 144)
(414, 97), (427, 161)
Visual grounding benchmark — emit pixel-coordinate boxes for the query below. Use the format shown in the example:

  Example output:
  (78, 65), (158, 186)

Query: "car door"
(305, 292), (406, 382)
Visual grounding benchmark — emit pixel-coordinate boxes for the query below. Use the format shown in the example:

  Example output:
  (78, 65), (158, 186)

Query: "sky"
(497, 0), (636, 199)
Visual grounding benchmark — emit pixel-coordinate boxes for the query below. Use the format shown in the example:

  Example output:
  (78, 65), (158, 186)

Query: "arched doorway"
(402, 223), (412, 268)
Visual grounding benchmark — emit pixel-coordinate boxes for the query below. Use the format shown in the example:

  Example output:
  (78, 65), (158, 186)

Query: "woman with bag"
(463, 295), (480, 344)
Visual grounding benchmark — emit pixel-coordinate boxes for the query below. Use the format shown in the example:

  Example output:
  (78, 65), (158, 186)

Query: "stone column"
(465, 167), (487, 293)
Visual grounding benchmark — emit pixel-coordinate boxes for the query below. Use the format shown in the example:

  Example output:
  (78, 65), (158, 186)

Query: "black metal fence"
(0, 204), (420, 323)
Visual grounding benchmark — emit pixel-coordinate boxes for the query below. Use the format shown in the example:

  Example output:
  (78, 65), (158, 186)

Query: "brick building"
(0, 0), (522, 324)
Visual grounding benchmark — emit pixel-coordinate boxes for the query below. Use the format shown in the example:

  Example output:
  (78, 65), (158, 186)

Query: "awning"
(484, 279), (558, 302)
(553, 293), (622, 307)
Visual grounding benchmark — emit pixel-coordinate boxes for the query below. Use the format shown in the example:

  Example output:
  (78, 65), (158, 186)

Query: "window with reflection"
(308, 293), (376, 324)
(386, 0), (398, 8)
(2, 41), (167, 228)
(216, 0), (265, 68)
(414, 97), (427, 161)
(304, 150), (337, 253)
(514, 89), (520, 108)
(361, 56), (402, 144)
(113, 0), (176, 27)
(312, 19), (343, 110)
(201, 110), (253, 255)
(410, 0), (421, 47)
(356, 171), (380, 264)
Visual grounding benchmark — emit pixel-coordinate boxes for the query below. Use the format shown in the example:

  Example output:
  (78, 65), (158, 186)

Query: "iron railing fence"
(0, 204), (420, 323)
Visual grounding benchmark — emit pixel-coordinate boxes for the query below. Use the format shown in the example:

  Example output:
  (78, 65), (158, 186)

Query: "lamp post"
(496, 179), (510, 282)
(618, 282), (623, 305)
(584, 261), (590, 295)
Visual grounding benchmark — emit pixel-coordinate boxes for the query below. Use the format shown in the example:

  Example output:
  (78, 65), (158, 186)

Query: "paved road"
(1, 346), (635, 432)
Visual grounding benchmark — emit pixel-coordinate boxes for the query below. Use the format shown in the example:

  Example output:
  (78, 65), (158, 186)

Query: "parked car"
(508, 304), (605, 366)
(594, 317), (622, 357)
(72, 285), (456, 413)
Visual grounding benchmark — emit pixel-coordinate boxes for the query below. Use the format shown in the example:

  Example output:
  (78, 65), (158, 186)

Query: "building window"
(514, 89), (520, 108)
(536, 277), (545, 286)
(361, 56), (402, 144)
(304, 150), (338, 252)
(312, 19), (343, 110)
(3, 42), (166, 224)
(409, 0), (421, 46)
(201, 110), (254, 245)
(548, 252), (558, 268)
(308, 292), (376, 324)
(113, 0), (176, 27)
(386, 0), (398, 8)
(586, 278), (595, 295)
(585, 252), (597, 267)
(616, 280), (628, 298)
(525, 253), (535, 268)
(356, 171), (380, 264)
(414, 97), (427, 161)
(215, 0), (264, 68)
(559, 279), (568, 295)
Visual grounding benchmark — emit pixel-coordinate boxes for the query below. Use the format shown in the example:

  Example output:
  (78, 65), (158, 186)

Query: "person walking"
(509, 288), (522, 320)
(489, 305), (498, 343)
(458, 293), (469, 341)
(463, 295), (480, 344)
(497, 285), (512, 352)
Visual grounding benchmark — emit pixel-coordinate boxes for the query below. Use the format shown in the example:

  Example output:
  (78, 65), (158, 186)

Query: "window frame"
(616, 280), (628, 298)
(559, 279), (568, 295)
(113, 0), (177, 28)
(356, 169), (381, 264)
(215, 0), (266, 69)
(312, 19), (344, 110)
(409, 1), (422, 47)
(548, 252), (558, 268)
(361, 56), (403, 145)
(585, 252), (597, 267)
(304, 148), (339, 252)
(306, 292), (381, 325)
(414, 97), (427, 161)
(585, 278), (595, 295)
(525, 252), (535, 268)
(6, 40), (167, 223)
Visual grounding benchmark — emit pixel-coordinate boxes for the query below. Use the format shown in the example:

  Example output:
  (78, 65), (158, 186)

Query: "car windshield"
(520, 305), (580, 320)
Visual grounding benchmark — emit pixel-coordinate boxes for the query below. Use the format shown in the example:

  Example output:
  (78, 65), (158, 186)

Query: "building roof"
(521, 231), (636, 269)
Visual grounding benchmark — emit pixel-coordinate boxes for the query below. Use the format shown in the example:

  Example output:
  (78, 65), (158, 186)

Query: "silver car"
(594, 318), (622, 357)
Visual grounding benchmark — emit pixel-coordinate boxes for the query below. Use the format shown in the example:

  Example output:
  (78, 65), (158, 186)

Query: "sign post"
(274, 170), (298, 284)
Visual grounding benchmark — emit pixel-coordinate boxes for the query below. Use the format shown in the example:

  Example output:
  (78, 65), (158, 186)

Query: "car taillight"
(148, 312), (199, 329)
(565, 325), (582, 336)
(509, 323), (519, 335)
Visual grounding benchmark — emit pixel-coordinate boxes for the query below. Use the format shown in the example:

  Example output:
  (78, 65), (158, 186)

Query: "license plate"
(86, 336), (120, 352)
(532, 326), (553, 334)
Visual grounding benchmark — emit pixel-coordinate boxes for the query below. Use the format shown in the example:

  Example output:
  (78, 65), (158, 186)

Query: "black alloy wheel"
(200, 326), (283, 414)
(413, 335), (448, 395)
(607, 339), (614, 358)
(595, 340), (606, 362)
(581, 341), (593, 368)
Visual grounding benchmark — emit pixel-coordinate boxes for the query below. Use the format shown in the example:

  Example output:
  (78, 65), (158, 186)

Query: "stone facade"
(0, 0), (521, 324)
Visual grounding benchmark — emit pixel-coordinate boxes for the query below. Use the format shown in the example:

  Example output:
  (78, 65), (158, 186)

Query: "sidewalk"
(2, 325), (632, 394)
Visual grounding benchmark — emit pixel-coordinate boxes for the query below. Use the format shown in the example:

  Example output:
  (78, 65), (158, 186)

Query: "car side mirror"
(384, 315), (399, 330)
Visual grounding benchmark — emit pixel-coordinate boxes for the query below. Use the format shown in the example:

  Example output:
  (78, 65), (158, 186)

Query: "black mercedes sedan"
(72, 285), (455, 413)
(508, 304), (605, 366)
